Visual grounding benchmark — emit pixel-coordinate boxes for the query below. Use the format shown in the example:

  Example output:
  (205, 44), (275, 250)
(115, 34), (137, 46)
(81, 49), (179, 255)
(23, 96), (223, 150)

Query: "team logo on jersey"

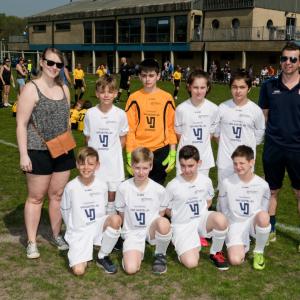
(193, 128), (203, 141)
(99, 134), (108, 147)
(189, 203), (200, 216)
(232, 126), (242, 139)
(146, 116), (155, 129)
(239, 202), (249, 215)
(135, 212), (145, 225)
(85, 208), (96, 221)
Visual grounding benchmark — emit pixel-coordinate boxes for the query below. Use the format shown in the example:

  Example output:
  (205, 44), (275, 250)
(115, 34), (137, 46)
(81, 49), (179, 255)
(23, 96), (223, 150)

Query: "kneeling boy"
(61, 147), (122, 275)
(218, 145), (271, 270)
(166, 145), (229, 270)
(115, 147), (172, 275)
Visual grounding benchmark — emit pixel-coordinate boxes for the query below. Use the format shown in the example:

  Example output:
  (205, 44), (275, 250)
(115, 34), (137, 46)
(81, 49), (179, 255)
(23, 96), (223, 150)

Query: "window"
(193, 15), (202, 40)
(83, 21), (92, 44)
(55, 23), (71, 31)
(119, 19), (141, 43)
(145, 17), (170, 42)
(33, 24), (46, 33)
(232, 18), (240, 29)
(174, 15), (187, 42)
(212, 19), (220, 29)
(95, 20), (115, 43)
(267, 20), (273, 29)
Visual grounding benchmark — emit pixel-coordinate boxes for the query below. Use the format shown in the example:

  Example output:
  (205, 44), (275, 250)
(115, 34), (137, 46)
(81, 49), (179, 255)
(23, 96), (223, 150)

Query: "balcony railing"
(192, 26), (300, 41)
(203, 0), (254, 10)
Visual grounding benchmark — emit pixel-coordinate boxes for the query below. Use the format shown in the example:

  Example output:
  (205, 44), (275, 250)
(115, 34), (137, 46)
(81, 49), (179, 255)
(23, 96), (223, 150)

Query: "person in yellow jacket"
(73, 63), (86, 102)
(70, 99), (85, 130)
(172, 66), (182, 100)
(125, 59), (177, 185)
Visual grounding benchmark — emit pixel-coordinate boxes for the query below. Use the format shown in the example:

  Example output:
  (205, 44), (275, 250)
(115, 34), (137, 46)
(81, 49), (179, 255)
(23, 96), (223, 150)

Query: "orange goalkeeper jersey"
(125, 88), (177, 152)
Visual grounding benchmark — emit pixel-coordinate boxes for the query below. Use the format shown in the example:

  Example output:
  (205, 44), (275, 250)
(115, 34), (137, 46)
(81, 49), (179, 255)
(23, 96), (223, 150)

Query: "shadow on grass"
(3, 204), (55, 247)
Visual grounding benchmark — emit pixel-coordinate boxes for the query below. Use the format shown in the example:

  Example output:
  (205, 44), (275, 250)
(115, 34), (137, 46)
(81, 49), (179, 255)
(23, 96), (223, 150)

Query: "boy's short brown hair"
(131, 147), (154, 165)
(95, 74), (117, 92)
(231, 145), (254, 161)
(76, 146), (99, 163)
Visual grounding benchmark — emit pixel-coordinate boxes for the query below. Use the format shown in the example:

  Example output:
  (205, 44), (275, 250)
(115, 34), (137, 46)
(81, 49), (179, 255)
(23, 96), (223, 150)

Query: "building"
(27, 0), (300, 75)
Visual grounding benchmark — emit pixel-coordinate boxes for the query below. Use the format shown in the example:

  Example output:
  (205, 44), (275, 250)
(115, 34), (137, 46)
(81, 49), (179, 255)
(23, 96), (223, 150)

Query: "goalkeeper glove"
(126, 152), (133, 176)
(162, 149), (176, 173)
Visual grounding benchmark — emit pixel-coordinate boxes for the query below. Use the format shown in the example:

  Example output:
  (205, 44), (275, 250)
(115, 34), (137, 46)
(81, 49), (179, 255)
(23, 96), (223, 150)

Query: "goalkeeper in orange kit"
(125, 59), (177, 185)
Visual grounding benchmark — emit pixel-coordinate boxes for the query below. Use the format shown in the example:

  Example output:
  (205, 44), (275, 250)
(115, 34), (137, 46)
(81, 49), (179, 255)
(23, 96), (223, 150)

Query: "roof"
(28, 0), (195, 22)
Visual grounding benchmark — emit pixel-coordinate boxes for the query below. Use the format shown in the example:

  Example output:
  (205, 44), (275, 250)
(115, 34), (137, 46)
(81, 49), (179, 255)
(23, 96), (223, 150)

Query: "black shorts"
(28, 150), (76, 175)
(174, 79), (180, 88)
(149, 145), (170, 185)
(263, 140), (300, 190)
(119, 80), (129, 90)
(74, 79), (84, 89)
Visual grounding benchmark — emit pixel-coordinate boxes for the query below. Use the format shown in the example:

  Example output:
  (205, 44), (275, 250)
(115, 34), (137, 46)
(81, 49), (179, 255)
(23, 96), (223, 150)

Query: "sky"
(0, 0), (72, 17)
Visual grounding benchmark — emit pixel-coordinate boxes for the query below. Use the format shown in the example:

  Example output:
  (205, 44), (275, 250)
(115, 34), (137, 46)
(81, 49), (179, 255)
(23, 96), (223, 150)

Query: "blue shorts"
(17, 78), (26, 87)
(263, 140), (300, 190)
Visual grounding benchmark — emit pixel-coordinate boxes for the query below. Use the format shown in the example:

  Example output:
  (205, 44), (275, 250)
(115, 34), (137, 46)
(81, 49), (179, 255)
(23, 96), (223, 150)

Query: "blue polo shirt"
(259, 75), (300, 152)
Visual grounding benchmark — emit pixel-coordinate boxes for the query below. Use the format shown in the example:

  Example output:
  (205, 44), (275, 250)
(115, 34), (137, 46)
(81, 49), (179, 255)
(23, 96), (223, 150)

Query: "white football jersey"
(61, 176), (108, 233)
(84, 105), (128, 182)
(175, 98), (219, 172)
(215, 99), (265, 169)
(166, 173), (214, 225)
(218, 174), (270, 223)
(115, 178), (168, 233)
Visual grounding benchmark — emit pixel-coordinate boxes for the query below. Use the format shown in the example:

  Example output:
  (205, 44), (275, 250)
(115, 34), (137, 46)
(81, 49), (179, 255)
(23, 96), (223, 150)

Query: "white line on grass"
(277, 222), (300, 235)
(0, 139), (18, 148)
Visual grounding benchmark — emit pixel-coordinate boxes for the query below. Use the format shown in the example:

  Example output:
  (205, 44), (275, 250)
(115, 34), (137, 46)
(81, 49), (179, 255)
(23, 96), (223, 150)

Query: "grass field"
(0, 75), (299, 300)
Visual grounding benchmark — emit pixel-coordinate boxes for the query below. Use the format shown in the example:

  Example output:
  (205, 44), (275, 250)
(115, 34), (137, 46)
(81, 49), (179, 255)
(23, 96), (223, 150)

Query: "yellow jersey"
(173, 71), (182, 80)
(77, 109), (87, 131)
(73, 68), (85, 80)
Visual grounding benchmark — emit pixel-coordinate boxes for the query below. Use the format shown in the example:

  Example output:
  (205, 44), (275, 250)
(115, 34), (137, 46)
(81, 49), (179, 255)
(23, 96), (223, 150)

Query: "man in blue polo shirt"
(259, 42), (300, 250)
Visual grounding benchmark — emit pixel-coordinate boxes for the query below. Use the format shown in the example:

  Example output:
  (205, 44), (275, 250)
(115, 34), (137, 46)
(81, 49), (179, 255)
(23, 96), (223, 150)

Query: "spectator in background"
(116, 57), (131, 103)
(0, 57), (15, 107)
(268, 65), (275, 77)
(16, 57), (28, 95)
(73, 63), (86, 102)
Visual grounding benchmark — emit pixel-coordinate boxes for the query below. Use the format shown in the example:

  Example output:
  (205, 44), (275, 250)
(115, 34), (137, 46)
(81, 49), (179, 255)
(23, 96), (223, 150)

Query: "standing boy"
(218, 145), (271, 270)
(115, 147), (172, 275)
(215, 70), (265, 186)
(166, 145), (229, 270)
(61, 147), (122, 275)
(73, 63), (86, 102)
(125, 58), (177, 185)
(84, 75), (128, 214)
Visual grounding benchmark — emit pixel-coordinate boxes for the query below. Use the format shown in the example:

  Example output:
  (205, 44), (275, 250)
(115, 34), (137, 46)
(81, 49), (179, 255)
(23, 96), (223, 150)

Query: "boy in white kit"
(115, 147), (172, 275)
(218, 145), (271, 270)
(166, 145), (229, 270)
(215, 70), (265, 185)
(175, 70), (219, 177)
(84, 75), (128, 214)
(61, 147), (122, 275)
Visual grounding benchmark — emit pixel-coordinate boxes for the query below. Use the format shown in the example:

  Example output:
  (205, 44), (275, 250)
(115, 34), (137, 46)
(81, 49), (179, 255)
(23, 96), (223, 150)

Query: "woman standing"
(0, 57), (15, 107)
(16, 47), (76, 259)
(16, 57), (28, 94)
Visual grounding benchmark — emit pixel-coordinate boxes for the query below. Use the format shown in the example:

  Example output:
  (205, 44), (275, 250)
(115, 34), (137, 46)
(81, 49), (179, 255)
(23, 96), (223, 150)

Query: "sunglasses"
(280, 56), (298, 63)
(44, 58), (64, 69)
(5, 60), (10, 63)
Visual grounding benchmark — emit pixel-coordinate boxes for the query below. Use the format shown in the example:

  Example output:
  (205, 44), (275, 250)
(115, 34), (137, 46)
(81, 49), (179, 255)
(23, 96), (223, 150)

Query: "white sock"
(254, 224), (271, 254)
(106, 202), (116, 215)
(210, 228), (228, 255)
(155, 230), (172, 255)
(98, 226), (120, 259)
